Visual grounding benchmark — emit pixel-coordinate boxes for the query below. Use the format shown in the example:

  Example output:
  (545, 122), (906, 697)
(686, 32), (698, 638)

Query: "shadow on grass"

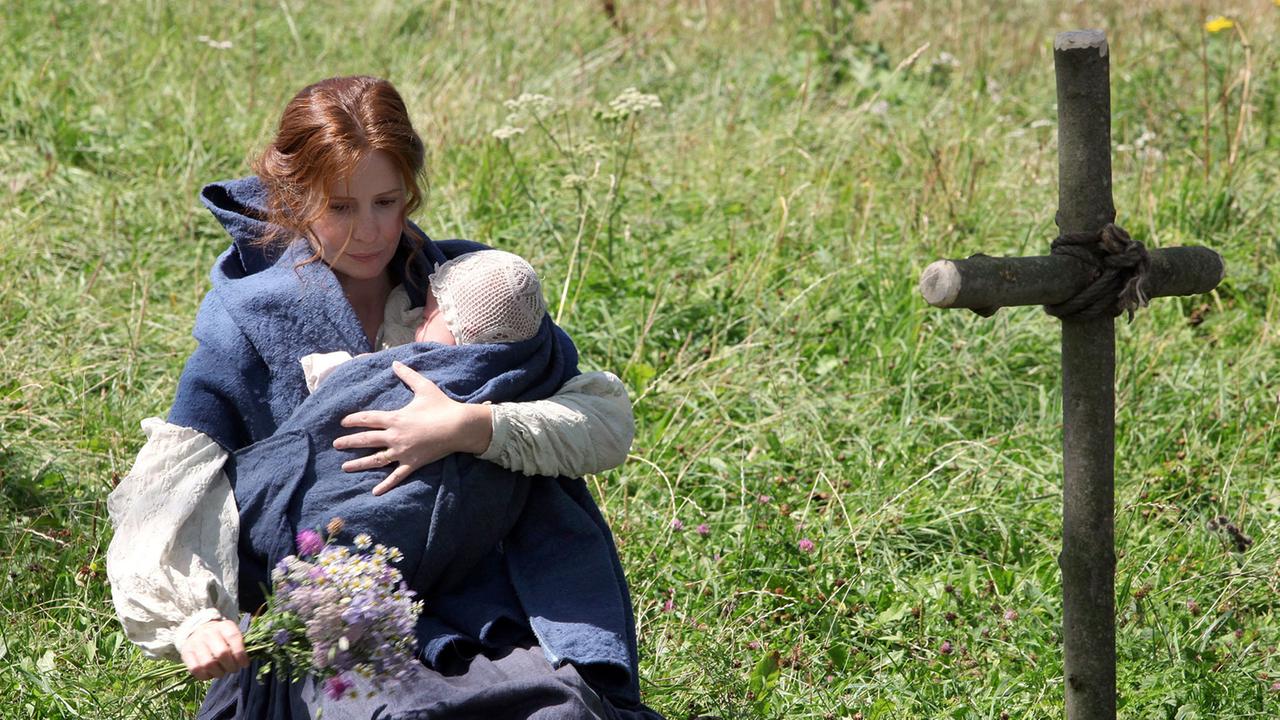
(0, 441), (61, 515)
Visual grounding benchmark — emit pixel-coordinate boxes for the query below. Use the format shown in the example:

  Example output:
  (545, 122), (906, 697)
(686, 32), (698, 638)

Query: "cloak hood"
(169, 176), (490, 450)
(198, 174), (452, 314)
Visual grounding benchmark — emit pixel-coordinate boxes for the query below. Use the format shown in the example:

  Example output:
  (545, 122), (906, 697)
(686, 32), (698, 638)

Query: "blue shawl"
(169, 177), (651, 718)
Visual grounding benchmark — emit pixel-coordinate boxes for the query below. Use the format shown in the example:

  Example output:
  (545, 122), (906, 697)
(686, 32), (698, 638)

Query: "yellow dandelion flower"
(1204, 16), (1235, 33)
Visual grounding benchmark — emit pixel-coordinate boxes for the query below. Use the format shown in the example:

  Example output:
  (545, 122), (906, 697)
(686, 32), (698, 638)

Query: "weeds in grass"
(2, 1), (1279, 718)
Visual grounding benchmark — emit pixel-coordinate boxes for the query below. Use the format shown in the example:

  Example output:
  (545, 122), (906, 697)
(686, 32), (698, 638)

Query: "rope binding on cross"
(1043, 223), (1151, 321)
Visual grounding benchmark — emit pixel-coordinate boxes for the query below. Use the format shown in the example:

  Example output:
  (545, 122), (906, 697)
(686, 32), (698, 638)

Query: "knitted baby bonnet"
(428, 250), (547, 344)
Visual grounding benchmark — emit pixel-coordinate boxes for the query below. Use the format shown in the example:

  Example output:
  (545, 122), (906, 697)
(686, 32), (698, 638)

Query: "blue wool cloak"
(169, 177), (657, 720)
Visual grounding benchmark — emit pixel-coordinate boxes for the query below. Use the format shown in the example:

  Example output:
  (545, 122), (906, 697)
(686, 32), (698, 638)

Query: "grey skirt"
(196, 644), (635, 720)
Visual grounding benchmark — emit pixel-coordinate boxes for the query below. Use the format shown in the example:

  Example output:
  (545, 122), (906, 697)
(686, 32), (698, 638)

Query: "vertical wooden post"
(1054, 29), (1117, 720)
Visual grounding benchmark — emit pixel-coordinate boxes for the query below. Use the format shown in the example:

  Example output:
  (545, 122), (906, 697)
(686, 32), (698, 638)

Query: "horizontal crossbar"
(918, 246), (1224, 314)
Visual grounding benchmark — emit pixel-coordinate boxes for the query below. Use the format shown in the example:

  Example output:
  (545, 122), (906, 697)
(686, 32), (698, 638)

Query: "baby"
(301, 249), (548, 392)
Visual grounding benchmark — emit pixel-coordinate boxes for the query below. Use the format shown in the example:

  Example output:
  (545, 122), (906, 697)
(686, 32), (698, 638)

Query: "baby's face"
(415, 290), (457, 345)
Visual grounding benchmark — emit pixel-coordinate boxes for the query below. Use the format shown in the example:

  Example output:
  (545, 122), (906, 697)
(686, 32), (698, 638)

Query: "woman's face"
(310, 149), (406, 283)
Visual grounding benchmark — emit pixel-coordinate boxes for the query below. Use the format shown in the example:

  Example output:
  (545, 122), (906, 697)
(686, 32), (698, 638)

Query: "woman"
(107, 76), (660, 719)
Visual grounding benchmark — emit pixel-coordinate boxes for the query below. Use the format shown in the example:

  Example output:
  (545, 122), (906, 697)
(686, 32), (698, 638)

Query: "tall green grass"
(2, 1), (1278, 717)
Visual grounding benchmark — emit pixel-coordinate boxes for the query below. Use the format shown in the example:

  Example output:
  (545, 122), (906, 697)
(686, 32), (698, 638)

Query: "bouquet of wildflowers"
(142, 519), (423, 701)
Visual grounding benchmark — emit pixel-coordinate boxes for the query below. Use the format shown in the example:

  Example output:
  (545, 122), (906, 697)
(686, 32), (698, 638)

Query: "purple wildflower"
(289, 545), (422, 686)
(312, 642), (333, 670)
(296, 529), (324, 557)
(273, 543), (422, 689)
(696, 523), (710, 536)
(662, 598), (675, 613)
(670, 518), (684, 531)
(324, 673), (353, 700)
(145, 531), (422, 695)
(758, 494), (772, 504)
(798, 538), (815, 553)
(939, 640), (953, 655)
(1003, 609), (1019, 622)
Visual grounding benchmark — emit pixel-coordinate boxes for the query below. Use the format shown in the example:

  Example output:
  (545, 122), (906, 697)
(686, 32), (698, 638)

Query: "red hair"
(252, 76), (428, 270)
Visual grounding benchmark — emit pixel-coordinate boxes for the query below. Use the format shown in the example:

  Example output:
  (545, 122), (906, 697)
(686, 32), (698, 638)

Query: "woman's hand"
(335, 361), (493, 495)
(181, 618), (249, 681)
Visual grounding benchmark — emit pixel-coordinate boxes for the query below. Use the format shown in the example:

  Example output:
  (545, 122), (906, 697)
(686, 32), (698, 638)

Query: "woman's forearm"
(106, 418), (241, 661)
(455, 402), (495, 455)
(479, 371), (634, 477)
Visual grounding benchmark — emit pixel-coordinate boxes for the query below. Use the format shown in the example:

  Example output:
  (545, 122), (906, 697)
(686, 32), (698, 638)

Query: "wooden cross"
(917, 30), (1225, 720)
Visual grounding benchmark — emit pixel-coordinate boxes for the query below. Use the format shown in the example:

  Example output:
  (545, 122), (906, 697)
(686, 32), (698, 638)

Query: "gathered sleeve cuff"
(478, 371), (634, 478)
(300, 350), (358, 394)
(106, 418), (241, 661)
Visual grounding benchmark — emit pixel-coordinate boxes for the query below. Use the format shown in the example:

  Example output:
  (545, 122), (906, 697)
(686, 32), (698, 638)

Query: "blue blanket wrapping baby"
(169, 177), (655, 719)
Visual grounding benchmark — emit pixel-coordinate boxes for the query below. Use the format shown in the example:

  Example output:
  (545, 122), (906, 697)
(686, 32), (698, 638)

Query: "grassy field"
(2, 0), (1279, 717)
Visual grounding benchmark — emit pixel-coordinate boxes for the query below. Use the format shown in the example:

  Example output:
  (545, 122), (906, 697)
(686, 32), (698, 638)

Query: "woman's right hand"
(180, 618), (250, 680)
(336, 361), (493, 495)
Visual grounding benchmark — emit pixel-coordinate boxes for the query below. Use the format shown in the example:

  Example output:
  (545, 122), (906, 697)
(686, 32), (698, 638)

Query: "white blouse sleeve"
(478, 371), (635, 478)
(300, 350), (358, 393)
(106, 418), (240, 661)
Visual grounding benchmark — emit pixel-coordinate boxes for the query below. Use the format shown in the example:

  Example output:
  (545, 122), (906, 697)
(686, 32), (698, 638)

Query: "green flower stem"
(135, 623), (298, 686)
